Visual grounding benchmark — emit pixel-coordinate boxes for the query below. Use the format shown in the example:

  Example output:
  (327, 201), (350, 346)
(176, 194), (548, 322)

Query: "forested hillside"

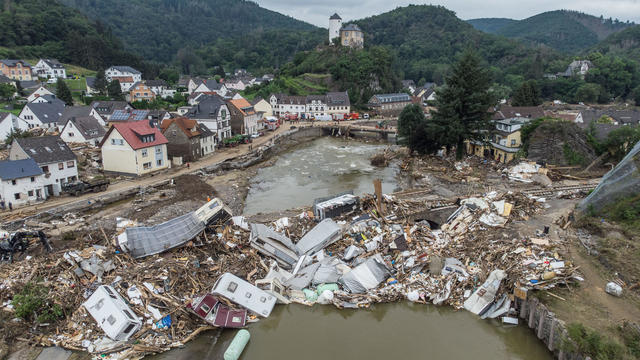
(494, 10), (633, 52)
(467, 18), (517, 33)
(593, 25), (640, 59)
(352, 5), (559, 86)
(59, 0), (325, 74)
(0, 0), (156, 75)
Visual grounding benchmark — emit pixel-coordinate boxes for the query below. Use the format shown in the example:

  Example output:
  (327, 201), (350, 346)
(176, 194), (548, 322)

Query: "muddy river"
(156, 137), (552, 359)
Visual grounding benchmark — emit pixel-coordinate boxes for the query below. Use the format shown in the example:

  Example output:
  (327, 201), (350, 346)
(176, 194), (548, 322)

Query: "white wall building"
(32, 59), (67, 82)
(19, 98), (66, 129)
(27, 86), (55, 103)
(9, 136), (78, 197)
(0, 158), (47, 207)
(0, 112), (29, 142)
(329, 13), (342, 44)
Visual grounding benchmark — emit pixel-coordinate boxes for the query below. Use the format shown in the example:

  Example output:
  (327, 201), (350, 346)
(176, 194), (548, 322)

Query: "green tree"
(633, 85), (640, 106)
(107, 80), (123, 100)
(4, 127), (32, 145)
(0, 83), (16, 101)
(56, 79), (74, 105)
(575, 83), (601, 103)
(512, 80), (541, 106)
(93, 69), (108, 95)
(159, 68), (179, 84)
(398, 104), (425, 148)
(430, 49), (495, 159)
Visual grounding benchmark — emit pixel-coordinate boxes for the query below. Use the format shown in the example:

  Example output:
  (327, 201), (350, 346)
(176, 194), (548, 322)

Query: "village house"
(160, 117), (216, 163)
(27, 86), (55, 103)
(32, 59), (66, 82)
(401, 80), (417, 95)
(573, 109), (640, 141)
(340, 24), (364, 48)
(250, 97), (273, 117)
(0, 158), (47, 207)
(0, 112), (29, 142)
(227, 98), (260, 135)
(100, 120), (169, 176)
(90, 101), (131, 121)
(305, 95), (327, 119)
(0, 60), (33, 81)
(187, 78), (228, 97)
(467, 106), (546, 164)
(224, 77), (253, 91)
(0, 74), (15, 87)
(128, 82), (156, 103)
(415, 83), (437, 104)
(106, 66), (141, 92)
(60, 116), (107, 146)
(108, 109), (151, 126)
(145, 79), (174, 98)
(326, 91), (351, 119)
(186, 95), (232, 142)
(10, 136), (78, 197)
(19, 97), (66, 129)
(59, 106), (106, 127)
(367, 93), (412, 116)
(558, 60), (594, 78)
(269, 94), (306, 118)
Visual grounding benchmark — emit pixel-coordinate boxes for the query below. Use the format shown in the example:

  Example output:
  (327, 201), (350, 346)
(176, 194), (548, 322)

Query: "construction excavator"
(0, 230), (53, 263)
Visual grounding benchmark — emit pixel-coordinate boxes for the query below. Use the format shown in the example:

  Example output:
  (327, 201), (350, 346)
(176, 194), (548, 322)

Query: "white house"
(0, 158), (47, 207)
(9, 136), (78, 197)
(19, 98), (66, 129)
(187, 78), (228, 97)
(305, 95), (327, 118)
(99, 120), (169, 176)
(145, 80), (174, 99)
(60, 105), (106, 126)
(186, 95), (232, 141)
(32, 59), (66, 82)
(0, 112), (29, 142)
(106, 66), (142, 92)
(269, 94), (306, 118)
(60, 117), (107, 146)
(27, 86), (55, 103)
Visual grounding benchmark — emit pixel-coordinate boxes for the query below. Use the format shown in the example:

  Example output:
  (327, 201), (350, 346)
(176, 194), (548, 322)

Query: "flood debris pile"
(0, 187), (584, 358)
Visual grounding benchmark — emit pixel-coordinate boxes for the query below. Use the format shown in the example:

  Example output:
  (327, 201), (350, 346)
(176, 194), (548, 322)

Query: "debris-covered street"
(0, 136), (614, 360)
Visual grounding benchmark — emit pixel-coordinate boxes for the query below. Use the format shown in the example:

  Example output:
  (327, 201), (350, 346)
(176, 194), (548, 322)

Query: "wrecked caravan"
(186, 294), (247, 328)
(118, 198), (231, 258)
(83, 285), (142, 341)
(295, 218), (342, 255)
(313, 192), (359, 220)
(212, 273), (277, 317)
(249, 224), (300, 269)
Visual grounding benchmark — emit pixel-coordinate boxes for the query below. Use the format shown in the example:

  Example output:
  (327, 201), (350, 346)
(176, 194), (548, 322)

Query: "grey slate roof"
(66, 116), (106, 139)
(0, 158), (43, 180)
(145, 79), (168, 87)
(14, 136), (76, 164)
(341, 24), (362, 32)
(109, 66), (141, 75)
(19, 80), (40, 89)
(0, 60), (31, 67)
(85, 76), (96, 89)
(90, 101), (129, 116)
(25, 99), (66, 124)
(0, 75), (13, 84)
(330, 13), (342, 20)
(326, 91), (350, 106)
(187, 95), (226, 120)
(41, 59), (64, 69)
(59, 106), (93, 124)
(197, 123), (215, 137)
(371, 93), (411, 103)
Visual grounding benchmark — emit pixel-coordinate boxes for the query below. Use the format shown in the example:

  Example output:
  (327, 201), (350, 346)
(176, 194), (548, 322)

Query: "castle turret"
(329, 13), (342, 44)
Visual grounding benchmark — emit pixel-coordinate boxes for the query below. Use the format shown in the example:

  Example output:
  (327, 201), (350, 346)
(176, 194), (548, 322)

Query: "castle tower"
(329, 13), (342, 44)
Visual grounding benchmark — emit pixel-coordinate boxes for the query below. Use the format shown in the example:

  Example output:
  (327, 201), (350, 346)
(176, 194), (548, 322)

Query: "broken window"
(200, 304), (211, 313)
(123, 310), (135, 321)
(227, 282), (238, 293)
(107, 315), (116, 325)
(123, 323), (135, 334)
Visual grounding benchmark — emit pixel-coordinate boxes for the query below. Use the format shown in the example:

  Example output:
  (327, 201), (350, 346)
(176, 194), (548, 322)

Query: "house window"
(157, 159), (162, 166)
(511, 139), (516, 146)
(67, 161), (75, 168)
(11, 180), (16, 185)
(42, 166), (49, 173)
(28, 190), (34, 197)
(68, 132), (74, 137)
(30, 177), (35, 182)
(143, 162), (152, 170)
(155, 146), (162, 154)
(14, 193), (20, 200)
(58, 162), (64, 170)
(141, 149), (148, 157)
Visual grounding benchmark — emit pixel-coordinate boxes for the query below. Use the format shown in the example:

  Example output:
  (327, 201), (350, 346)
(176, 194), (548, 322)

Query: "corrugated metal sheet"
(124, 212), (204, 258)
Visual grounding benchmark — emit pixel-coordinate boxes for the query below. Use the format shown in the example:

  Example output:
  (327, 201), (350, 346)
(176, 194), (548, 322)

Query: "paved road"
(1, 120), (394, 221)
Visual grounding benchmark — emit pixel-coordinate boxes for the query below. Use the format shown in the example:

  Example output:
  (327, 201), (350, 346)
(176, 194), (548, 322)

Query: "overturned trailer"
(187, 294), (247, 328)
(83, 285), (142, 341)
(249, 224), (300, 269)
(313, 192), (359, 220)
(118, 198), (231, 258)
(212, 273), (277, 317)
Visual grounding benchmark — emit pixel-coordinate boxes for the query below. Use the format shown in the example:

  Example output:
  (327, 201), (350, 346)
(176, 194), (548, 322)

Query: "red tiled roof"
(112, 76), (134, 83)
(229, 98), (255, 116)
(160, 117), (200, 138)
(100, 120), (168, 150)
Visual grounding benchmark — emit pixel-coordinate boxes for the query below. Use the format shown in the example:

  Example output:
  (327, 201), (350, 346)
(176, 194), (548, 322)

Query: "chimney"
(149, 119), (155, 128)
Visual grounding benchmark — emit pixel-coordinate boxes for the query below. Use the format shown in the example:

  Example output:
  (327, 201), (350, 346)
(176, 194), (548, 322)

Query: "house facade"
(19, 98), (66, 129)
(227, 98), (260, 135)
(0, 159), (47, 207)
(0, 113), (29, 142)
(367, 93), (412, 116)
(186, 95), (232, 142)
(10, 136), (78, 197)
(340, 24), (364, 48)
(128, 82), (156, 102)
(269, 94), (306, 118)
(60, 105), (106, 127)
(32, 59), (66, 81)
(27, 86), (55, 103)
(106, 66), (141, 92)
(60, 117), (107, 146)
(0, 60), (33, 81)
(160, 117), (216, 162)
(145, 79), (174, 98)
(326, 91), (351, 119)
(251, 97), (273, 117)
(100, 120), (169, 176)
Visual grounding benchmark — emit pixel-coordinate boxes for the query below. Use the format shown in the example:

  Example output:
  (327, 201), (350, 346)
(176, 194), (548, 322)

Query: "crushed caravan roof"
(249, 223), (300, 268)
(295, 218), (342, 255)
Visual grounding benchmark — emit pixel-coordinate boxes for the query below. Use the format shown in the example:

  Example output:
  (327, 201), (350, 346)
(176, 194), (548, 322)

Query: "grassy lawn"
(0, 108), (21, 116)
(65, 64), (96, 77)
(64, 78), (87, 92)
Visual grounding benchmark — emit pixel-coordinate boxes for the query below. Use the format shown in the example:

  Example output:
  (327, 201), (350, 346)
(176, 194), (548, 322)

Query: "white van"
(83, 285), (142, 341)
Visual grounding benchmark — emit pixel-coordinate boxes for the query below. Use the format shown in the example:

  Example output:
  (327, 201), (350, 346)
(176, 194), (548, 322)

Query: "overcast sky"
(254, 0), (640, 27)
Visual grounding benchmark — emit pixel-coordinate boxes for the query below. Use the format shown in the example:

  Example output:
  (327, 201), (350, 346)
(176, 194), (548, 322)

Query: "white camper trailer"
(212, 273), (277, 317)
(83, 285), (142, 341)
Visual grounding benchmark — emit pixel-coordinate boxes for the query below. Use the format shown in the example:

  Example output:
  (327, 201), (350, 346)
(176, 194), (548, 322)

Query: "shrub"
(11, 282), (64, 323)
(562, 323), (625, 360)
